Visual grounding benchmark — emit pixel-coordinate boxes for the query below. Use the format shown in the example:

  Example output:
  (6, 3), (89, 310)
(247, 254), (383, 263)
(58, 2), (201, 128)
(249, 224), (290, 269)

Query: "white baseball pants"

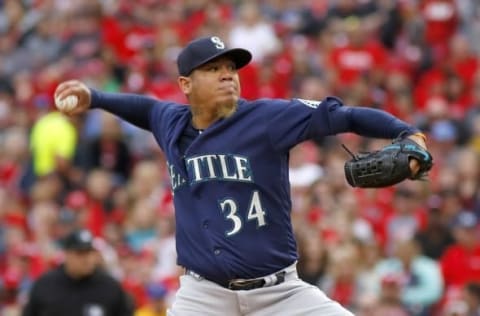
(167, 264), (354, 316)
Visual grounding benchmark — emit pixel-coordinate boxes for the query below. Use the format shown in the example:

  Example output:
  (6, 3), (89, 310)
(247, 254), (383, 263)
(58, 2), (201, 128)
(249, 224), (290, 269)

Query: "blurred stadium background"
(1, 0), (480, 315)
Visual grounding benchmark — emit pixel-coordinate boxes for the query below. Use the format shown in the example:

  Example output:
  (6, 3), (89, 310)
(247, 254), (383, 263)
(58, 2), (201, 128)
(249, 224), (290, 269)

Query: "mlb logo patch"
(296, 99), (321, 109)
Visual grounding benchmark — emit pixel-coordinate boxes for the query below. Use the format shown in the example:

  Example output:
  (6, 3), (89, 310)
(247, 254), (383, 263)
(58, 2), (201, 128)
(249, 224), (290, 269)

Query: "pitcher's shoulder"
(153, 101), (190, 116)
(239, 98), (292, 112)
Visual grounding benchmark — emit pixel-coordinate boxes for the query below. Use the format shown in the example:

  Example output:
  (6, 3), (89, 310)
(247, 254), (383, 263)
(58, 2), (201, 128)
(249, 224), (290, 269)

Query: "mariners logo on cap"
(211, 36), (225, 50)
(176, 36), (252, 76)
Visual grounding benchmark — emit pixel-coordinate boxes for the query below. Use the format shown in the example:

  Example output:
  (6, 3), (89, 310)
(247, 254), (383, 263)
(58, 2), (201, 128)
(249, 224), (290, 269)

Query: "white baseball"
(55, 95), (78, 111)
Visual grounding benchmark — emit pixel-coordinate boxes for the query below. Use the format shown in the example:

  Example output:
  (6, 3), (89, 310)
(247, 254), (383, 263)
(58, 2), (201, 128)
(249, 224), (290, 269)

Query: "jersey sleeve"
(266, 96), (419, 152)
(264, 98), (320, 152)
(148, 100), (188, 152)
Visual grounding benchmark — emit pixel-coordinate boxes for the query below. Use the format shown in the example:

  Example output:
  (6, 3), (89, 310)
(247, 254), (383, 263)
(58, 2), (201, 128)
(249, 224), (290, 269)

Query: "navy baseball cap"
(177, 36), (252, 76)
(62, 229), (95, 251)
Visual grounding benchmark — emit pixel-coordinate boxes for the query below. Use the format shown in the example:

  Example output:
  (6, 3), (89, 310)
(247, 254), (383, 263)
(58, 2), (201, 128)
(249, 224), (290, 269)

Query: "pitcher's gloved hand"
(343, 132), (433, 188)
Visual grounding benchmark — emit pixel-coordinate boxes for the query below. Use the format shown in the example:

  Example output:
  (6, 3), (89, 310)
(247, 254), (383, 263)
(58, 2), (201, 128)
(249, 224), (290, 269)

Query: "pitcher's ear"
(178, 76), (192, 94)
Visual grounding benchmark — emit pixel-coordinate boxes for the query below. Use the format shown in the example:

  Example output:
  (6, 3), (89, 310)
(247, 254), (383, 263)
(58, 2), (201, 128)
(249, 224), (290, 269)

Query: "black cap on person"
(62, 229), (95, 251)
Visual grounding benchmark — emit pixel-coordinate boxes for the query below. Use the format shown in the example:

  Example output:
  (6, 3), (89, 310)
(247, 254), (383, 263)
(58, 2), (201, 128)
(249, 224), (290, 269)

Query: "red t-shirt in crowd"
(440, 243), (480, 287)
(421, 0), (458, 46)
(329, 41), (387, 86)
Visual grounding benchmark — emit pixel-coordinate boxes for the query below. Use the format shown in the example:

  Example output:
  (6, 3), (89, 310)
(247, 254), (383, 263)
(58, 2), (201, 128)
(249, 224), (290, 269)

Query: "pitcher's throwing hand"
(54, 80), (92, 115)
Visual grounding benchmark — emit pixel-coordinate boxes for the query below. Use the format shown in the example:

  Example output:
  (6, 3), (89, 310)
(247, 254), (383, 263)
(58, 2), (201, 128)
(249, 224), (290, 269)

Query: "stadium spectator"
(134, 282), (168, 316)
(440, 211), (480, 303)
(79, 112), (132, 184)
(384, 186), (427, 255)
(22, 228), (134, 316)
(29, 111), (78, 182)
(415, 204), (455, 260)
(369, 273), (411, 316)
(229, 2), (280, 62)
(374, 237), (444, 315)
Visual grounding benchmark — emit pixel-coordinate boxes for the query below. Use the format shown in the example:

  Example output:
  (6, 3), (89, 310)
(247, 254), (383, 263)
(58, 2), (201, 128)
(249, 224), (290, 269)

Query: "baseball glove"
(343, 133), (433, 188)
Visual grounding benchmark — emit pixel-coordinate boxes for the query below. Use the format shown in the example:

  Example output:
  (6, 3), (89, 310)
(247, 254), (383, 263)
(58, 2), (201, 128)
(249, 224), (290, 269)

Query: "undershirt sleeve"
(89, 89), (156, 131)
(314, 98), (419, 138)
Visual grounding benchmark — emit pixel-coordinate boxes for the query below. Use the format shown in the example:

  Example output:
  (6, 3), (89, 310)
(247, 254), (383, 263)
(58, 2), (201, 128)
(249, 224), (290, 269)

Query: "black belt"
(185, 269), (287, 291)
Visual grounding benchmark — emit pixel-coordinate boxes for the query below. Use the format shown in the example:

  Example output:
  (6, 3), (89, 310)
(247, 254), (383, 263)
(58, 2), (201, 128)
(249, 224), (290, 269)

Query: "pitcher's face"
(179, 57), (241, 115)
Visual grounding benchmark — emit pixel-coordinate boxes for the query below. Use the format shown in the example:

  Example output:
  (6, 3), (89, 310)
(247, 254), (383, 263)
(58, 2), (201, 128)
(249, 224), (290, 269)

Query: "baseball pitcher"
(54, 36), (432, 316)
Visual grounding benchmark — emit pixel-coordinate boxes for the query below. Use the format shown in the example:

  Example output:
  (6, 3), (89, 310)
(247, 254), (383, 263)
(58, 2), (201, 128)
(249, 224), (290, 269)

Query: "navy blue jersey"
(90, 91), (418, 285)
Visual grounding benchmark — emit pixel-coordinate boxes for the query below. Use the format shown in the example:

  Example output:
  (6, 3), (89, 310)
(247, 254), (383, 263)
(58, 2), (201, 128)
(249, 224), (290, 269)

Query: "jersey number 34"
(219, 191), (267, 236)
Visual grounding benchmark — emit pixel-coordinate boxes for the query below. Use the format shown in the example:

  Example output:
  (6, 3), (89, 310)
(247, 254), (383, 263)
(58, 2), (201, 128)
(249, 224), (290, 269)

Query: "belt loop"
(274, 271), (286, 285)
(186, 269), (204, 281)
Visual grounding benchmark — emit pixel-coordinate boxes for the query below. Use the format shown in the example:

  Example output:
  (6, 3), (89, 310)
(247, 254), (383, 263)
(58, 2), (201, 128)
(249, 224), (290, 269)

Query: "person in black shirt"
(22, 229), (133, 316)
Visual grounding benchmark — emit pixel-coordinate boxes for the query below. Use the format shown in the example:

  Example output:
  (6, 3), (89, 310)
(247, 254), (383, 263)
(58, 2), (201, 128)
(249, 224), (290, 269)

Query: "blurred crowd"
(1, 0), (480, 315)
